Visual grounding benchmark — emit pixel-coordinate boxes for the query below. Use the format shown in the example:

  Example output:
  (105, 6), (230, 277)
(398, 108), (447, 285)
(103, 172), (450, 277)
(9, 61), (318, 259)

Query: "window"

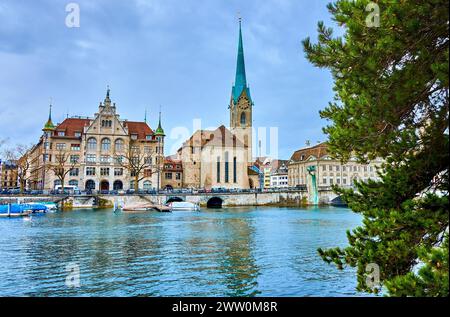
(69, 180), (78, 187)
(329, 165), (333, 171)
(146, 135), (152, 140)
(323, 178), (327, 184)
(69, 168), (79, 176)
(70, 155), (79, 163)
(336, 166), (340, 172)
(330, 178), (334, 185)
(114, 168), (123, 176)
(71, 144), (81, 151)
(101, 138), (111, 151)
(74, 132), (82, 138)
(56, 143), (66, 150)
(143, 181), (152, 190)
(131, 134), (138, 140)
(165, 173), (172, 180)
(86, 154), (96, 163)
(86, 167), (96, 176)
(176, 173), (181, 180)
(343, 178), (347, 185)
(216, 157), (221, 183)
(57, 131), (65, 137)
(115, 155), (124, 164)
(87, 138), (97, 150)
(240, 112), (246, 126)
(100, 155), (111, 163)
(322, 165), (326, 171)
(101, 120), (112, 128)
(233, 157), (237, 183)
(224, 152), (229, 183)
(115, 139), (124, 151)
(144, 169), (152, 177)
(100, 168), (110, 176)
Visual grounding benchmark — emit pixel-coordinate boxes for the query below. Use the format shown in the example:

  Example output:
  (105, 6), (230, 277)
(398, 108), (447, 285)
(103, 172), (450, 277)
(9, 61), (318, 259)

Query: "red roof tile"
(124, 121), (154, 140)
(54, 118), (91, 138)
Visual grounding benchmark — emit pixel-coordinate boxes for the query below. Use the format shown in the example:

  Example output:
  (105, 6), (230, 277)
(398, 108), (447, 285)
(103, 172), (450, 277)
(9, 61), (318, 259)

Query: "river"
(0, 206), (367, 297)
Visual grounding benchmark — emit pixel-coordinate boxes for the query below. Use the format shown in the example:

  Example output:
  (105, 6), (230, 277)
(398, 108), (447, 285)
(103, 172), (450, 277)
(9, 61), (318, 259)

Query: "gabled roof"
(203, 126), (246, 148)
(290, 142), (329, 162)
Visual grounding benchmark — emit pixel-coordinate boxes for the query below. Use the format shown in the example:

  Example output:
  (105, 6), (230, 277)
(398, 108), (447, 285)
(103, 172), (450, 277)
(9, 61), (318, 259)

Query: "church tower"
(229, 19), (253, 164)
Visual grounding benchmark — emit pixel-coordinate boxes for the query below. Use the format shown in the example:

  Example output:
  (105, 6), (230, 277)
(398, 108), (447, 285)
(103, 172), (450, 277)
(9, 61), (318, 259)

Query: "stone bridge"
(1, 189), (341, 209)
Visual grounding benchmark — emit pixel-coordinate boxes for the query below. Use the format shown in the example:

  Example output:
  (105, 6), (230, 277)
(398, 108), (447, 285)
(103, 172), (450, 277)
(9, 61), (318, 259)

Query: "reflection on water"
(0, 206), (365, 297)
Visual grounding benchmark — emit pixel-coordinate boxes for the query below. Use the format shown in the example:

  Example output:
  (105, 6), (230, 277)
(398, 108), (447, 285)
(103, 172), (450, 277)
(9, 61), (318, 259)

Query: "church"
(174, 21), (258, 190)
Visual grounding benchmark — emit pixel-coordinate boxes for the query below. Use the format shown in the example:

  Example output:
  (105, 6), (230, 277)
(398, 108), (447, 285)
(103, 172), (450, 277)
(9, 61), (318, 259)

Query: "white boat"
(167, 202), (200, 212)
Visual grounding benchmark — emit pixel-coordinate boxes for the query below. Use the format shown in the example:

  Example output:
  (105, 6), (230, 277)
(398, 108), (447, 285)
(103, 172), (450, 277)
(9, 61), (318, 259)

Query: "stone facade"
(161, 158), (183, 190)
(288, 143), (383, 194)
(26, 89), (165, 192)
(0, 161), (18, 190)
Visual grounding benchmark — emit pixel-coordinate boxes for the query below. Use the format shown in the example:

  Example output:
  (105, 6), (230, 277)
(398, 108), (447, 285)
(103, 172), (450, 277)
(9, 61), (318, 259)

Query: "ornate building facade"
(26, 89), (165, 192)
(288, 143), (383, 193)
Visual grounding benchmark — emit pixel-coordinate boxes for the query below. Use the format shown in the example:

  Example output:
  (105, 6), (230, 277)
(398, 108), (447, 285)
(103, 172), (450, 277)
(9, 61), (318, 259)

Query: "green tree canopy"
(303, 0), (448, 296)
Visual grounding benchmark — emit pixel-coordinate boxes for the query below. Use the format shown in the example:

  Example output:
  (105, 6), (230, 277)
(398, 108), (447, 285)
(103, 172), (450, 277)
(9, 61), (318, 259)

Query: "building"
(161, 157), (183, 190)
(288, 143), (383, 193)
(270, 160), (289, 189)
(26, 88), (165, 192)
(173, 21), (255, 190)
(0, 160), (18, 190)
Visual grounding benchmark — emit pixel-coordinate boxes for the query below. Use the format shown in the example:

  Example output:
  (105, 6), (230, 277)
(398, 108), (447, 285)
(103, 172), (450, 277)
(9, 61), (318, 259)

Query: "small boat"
(0, 204), (33, 218)
(167, 202), (200, 212)
(121, 203), (154, 213)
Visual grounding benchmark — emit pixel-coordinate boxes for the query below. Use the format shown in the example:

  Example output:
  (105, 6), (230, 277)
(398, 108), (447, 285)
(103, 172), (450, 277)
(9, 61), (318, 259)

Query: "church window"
(224, 152), (229, 183)
(233, 157), (237, 183)
(216, 157), (221, 183)
(240, 112), (246, 126)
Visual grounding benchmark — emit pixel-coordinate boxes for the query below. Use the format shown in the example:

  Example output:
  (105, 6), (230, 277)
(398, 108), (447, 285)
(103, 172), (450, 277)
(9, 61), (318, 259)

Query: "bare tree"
(4, 143), (34, 193)
(116, 141), (153, 192)
(46, 148), (77, 192)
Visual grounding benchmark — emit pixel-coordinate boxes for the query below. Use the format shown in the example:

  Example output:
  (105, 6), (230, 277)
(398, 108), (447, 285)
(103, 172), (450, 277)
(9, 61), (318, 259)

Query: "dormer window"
(146, 135), (152, 140)
(74, 132), (82, 138)
(58, 131), (65, 137)
(131, 134), (138, 140)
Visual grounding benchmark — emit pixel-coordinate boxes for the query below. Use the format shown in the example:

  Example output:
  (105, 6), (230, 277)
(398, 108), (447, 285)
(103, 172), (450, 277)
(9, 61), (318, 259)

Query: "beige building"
(0, 161), (18, 190)
(288, 143), (383, 193)
(161, 157), (183, 190)
(177, 126), (250, 190)
(26, 88), (165, 192)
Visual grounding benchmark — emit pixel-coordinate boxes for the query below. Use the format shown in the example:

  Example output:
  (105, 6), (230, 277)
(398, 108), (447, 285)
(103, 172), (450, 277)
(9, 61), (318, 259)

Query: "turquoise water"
(0, 206), (366, 297)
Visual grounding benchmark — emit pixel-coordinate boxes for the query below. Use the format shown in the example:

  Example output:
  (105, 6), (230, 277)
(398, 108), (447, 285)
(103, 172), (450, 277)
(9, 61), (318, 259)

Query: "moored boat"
(167, 202), (200, 212)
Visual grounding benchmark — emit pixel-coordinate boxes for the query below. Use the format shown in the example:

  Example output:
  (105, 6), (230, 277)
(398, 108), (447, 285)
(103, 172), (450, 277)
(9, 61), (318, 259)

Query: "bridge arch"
(166, 196), (184, 204)
(207, 197), (223, 209)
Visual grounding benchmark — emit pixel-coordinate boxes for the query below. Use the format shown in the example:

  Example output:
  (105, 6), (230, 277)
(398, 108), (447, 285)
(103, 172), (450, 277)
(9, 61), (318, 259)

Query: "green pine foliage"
(303, 0), (449, 296)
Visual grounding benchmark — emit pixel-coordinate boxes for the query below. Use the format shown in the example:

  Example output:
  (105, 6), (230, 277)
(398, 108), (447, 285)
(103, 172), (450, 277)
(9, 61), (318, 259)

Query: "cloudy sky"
(0, 0), (339, 159)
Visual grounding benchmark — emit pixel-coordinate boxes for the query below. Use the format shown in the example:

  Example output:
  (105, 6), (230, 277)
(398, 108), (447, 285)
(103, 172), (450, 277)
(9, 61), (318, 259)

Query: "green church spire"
(232, 19), (252, 104)
(43, 103), (55, 131)
(155, 109), (165, 136)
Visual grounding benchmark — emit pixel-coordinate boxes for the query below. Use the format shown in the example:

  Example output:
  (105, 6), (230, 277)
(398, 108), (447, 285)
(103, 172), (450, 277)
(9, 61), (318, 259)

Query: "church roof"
(232, 21), (252, 104)
(180, 126), (246, 151)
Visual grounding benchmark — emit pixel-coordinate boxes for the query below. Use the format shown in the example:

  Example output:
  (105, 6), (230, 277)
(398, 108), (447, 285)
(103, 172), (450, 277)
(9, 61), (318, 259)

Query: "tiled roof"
(54, 118), (91, 138)
(123, 121), (154, 140)
(290, 142), (329, 162)
(181, 126), (246, 150)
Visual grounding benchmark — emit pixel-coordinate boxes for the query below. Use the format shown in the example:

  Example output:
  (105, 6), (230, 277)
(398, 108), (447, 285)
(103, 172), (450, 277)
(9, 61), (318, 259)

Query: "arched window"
(115, 139), (124, 151)
(143, 181), (152, 190)
(240, 112), (247, 126)
(87, 138), (97, 151)
(85, 180), (95, 190)
(101, 138), (111, 151)
(54, 179), (61, 188)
